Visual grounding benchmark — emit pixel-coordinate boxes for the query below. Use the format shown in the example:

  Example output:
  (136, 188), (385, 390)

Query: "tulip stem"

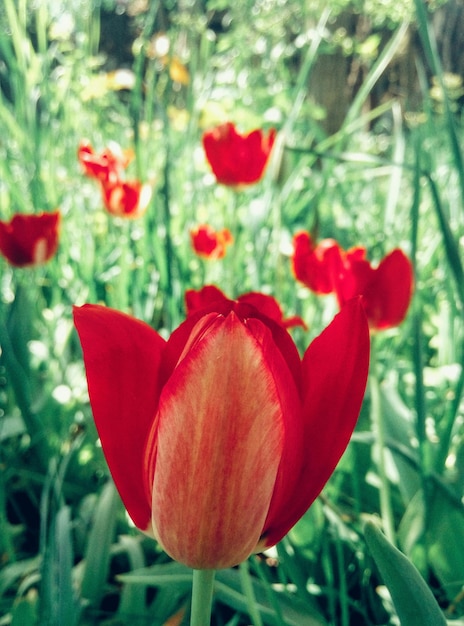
(190, 569), (215, 626)
(239, 559), (263, 626)
(369, 352), (396, 546)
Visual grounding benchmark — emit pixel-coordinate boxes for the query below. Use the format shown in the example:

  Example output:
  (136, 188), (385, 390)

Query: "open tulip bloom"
(202, 122), (276, 186)
(0, 211), (61, 267)
(74, 291), (369, 575)
(328, 246), (414, 331)
(190, 224), (233, 259)
(292, 231), (414, 331)
(78, 139), (132, 186)
(78, 140), (151, 219)
(101, 180), (152, 219)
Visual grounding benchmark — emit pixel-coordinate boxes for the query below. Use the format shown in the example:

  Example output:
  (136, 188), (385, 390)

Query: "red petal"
(245, 318), (305, 544)
(364, 249), (414, 330)
(73, 304), (166, 530)
(263, 298), (370, 545)
(238, 292), (307, 330)
(238, 292), (285, 324)
(244, 128), (275, 182)
(292, 231), (340, 294)
(148, 311), (285, 569)
(334, 247), (374, 304)
(185, 285), (227, 316)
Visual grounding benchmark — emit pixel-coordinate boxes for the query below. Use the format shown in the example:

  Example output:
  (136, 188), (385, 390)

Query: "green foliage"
(0, 0), (463, 624)
(364, 521), (447, 625)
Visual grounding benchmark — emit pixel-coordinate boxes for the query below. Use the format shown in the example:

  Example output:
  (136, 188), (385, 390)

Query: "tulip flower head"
(74, 293), (369, 570)
(292, 231), (341, 294)
(292, 231), (414, 331)
(0, 211), (61, 267)
(202, 122), (276, 186)
(101, 180), (152, 219)
(190, 224), (233, 259)
(185, 284), (306, 330)
(78, 140), (132, 186)
(78, 140), (150, 219)
(329, 246), (414, 331)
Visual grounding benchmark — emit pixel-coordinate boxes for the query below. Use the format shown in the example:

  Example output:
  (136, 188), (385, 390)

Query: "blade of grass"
(383, 102), (406, 232)
(369, 342), (397, 546)
(129, 0), (160, 178)
(0, 310), (49, 473)
(80, 480), (120, 610)
(424, 172), (464, 310)
(40, 505), (80, 626)
(116, 535), (147, 620)
(282, 8), (331, 136)
(413, 0), (464, 200)
(239, 560), (263, 626)
(342, 21), (409, 132)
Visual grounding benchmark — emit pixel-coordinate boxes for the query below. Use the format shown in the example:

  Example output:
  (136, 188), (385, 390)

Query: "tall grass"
(0, 1), (463, 624)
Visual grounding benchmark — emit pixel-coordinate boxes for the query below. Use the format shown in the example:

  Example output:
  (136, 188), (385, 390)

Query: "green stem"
(190, 569), (215, 626)
(369, 340), (396, 545)
(239, 560), (263, 626)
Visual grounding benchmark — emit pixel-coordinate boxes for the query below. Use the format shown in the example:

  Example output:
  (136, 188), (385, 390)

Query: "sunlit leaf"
(365, 521), (447, 626)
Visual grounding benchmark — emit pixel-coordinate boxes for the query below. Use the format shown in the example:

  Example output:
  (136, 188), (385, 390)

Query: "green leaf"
(40, 505), (81, 626)
(287, 499), (325, 561)
(117, 561), (193, 589)
(116, 535), (148, 620)
(117, 561), (191, 624)
(80, 480), (120, 609)
(426, 489), (464, 603)
(10, 592), (38, 626)
(398, 480), (464, 604)
(0, 558), (40, 599)
(342, 22), (409, 131)
(379, 381), (421, 504)
(215, 567), (328, 626)
(364, 521), (446, 626)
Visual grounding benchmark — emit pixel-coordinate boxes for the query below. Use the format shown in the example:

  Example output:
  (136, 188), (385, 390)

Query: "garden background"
(1, 0), (464, 624)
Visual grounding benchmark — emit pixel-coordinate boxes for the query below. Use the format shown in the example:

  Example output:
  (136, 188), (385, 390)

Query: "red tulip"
(0, 211), (60, 267)
(101, 180), (152, 219)
(329, 246), (414, 330)
(292, 231), (341, 295)
(185, 285), (306, 330)
(78, 140), (132, 185)
(73, 294), (369, 569)
(190, 224), (233, 259)
(202, 122), (276, 186)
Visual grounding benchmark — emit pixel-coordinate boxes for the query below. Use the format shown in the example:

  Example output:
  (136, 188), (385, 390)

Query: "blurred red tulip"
(101, 180), (152, 219)
(78, 140), (132, 185)
(202, 122), (276, 186)
(292, 231), (340, 294)
(0, 211), (60, 267)
(292, 231), (414, 331)
(185, 285), (306, 330)
(73, 294), (369, 569)
(190, 224), (233, 259)
(329, 246), (414, 331)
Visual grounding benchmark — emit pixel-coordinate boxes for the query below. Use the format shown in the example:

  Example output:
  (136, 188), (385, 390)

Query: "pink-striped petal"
(148, 311), (285, 569)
